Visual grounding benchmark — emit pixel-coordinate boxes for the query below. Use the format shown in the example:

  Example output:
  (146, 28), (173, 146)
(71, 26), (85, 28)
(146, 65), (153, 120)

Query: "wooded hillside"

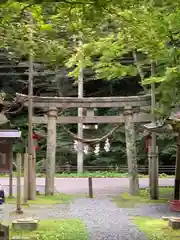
(0, 1), (179, 171)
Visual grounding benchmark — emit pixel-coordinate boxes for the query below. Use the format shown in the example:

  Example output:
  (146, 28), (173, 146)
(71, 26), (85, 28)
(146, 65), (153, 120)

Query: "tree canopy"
(0, 0), (179, 169)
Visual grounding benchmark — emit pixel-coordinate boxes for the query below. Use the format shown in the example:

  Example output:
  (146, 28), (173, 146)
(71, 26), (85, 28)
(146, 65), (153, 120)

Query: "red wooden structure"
(145, 134), (152, 153)
(33, 132), (41, 151)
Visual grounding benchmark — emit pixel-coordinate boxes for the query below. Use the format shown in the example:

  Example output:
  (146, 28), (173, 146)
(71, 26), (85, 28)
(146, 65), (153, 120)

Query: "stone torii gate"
(17, 93), (152, 196)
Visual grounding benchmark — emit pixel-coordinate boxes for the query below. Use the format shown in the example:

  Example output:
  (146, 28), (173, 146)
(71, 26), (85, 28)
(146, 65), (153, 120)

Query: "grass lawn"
(6, 193), (82, 205)
(113, 187), (174, 208)
(0, 172), (175, 178)
(133, 216), (180, 240)
(11, 219), (88, 240)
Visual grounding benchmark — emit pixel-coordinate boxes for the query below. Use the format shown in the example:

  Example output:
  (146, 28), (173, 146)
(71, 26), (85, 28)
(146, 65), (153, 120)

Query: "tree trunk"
(77, 40), (84, 173)
(27, 14), (36, 200)
(174, 131), (180, 200)
(149, 61), (159, 200)
(124, 106), (139, 195)
(45, 107), (57, 195)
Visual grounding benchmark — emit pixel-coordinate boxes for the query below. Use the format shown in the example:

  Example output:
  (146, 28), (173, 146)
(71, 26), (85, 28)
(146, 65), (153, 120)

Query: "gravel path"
(69, 196), (180, 239)
(129, 203), (180, 218)
(0, 176), (177, 240)
(0, 203), (72, 222)
(70, 198), (148, 240)
(0, 204), (12, 223)
(1, 197), (180, 239)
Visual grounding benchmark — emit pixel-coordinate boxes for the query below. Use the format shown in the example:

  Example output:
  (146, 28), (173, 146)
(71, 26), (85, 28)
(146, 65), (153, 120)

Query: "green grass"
(11, 219), (88, 240)
(133, 216), (180, 240)
(6, 193), (82, 205)
(0, 172), (175, 178)
(113, 187), (174, 208)
(40, 172), (175, 178)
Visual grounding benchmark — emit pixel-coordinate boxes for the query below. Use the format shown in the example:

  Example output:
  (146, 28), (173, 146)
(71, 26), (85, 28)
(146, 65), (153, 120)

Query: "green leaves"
(94, 62), (137, 80)
(142, 77), (165, 85)
(0, 2), (69, 65)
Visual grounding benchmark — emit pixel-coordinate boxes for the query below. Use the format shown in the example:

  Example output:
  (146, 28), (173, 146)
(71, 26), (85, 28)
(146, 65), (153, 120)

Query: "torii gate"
(17, 93), (152, 196)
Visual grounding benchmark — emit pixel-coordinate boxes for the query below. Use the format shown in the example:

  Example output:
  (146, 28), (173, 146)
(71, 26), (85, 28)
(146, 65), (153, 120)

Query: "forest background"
(0, 0), (179, 172)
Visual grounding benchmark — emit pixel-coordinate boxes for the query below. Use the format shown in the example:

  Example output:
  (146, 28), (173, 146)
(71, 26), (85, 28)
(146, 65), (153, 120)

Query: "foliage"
(7, 193), (76, 204)
(113, 187), (174, 208)
(0, 2), (68, 65)
(0, 172), (175, 178)
(133, 217), (180, 240)
(73, 3), (180, 120)
(0, 0), (179, 170)
(56, 171), (129, 178)
(12, 219), (88, 240)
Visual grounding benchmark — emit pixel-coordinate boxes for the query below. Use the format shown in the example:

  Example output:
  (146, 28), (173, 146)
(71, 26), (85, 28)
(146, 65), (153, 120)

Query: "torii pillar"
(124, 106), (139, 195)
(45, 107), (57, 195)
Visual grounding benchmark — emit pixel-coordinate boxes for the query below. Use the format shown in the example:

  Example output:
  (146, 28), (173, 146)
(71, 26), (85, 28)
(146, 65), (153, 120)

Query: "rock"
(0, 223), (9, 240)
(168, 218), (180, 229)
(36, 190), (40, 195)
(12, 218), (39, 231)
(162, 216), (170, 221)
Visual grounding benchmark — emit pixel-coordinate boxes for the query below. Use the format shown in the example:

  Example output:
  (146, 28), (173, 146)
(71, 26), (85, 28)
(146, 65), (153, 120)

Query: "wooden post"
(124, 106), (139, 195)
(23, 153), (28, 204)
(45, 107), (57, 195)
(149, 61), (159, 200)
(31, 144), (36, 199)
(16, 153), (23, 214)
(27, 14), (36, 200)
(148, 145), (159, 199)
(8, 144), (13, 198)
(9, 169), (13, 198)
(174, 131), (180, 200)
(77, 40), (84, 173)
(88, 177), (93, 198)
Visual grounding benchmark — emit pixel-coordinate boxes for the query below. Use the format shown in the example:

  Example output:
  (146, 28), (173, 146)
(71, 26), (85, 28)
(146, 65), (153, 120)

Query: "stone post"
(174, 131), (180, 200)
(150, 61), (159, 199)
(124, 106), (139, 195)
(16, 153), (23, 214)
(8, 143), (13, 198)
(148, 145), (159, 199)
(23, 153), (28, 204)
(45, 107), (57, 195)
